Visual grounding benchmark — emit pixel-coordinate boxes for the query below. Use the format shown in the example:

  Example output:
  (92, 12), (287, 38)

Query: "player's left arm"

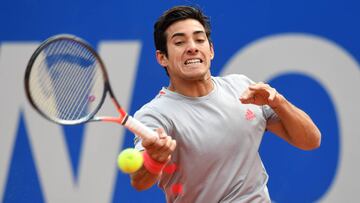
(240, 82), (321, 150)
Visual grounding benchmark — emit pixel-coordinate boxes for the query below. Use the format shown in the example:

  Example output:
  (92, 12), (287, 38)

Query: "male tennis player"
(130, 5), (321, 202)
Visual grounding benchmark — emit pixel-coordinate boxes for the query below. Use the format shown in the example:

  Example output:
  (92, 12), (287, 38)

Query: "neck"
(168, 74), (214, 97)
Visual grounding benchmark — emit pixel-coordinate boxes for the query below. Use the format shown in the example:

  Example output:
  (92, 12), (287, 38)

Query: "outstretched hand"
(239, 82), (282, 108)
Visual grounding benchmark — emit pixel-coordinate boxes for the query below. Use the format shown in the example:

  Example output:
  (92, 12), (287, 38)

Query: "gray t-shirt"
(134, 74), (277, 203)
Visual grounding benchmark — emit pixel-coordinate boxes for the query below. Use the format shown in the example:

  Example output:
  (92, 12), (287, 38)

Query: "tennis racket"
(24, 34), (158, 142)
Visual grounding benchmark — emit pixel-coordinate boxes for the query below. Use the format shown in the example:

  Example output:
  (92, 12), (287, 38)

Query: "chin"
(184, 71), (210, 81)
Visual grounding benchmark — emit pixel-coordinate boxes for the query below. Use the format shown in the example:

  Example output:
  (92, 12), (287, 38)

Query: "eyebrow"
(170, 30), (206, 40)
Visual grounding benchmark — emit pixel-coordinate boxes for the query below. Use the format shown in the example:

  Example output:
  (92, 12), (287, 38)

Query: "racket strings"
(52, 42), (96, 119)
(29, 39), (105, 122)
(31, 41), (68, 116)
(39, 41), (78, 118)
(51, 41), (100, 120)
(53, 41), (102, 120)
(35, 41), (78, 118)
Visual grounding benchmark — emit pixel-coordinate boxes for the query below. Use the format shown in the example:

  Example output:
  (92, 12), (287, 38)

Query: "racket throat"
(100, 114), (129, 125)
(121, 114), (130, 125)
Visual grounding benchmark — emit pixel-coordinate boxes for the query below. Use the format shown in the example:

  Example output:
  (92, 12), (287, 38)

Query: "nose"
(186, 41), (198, 54)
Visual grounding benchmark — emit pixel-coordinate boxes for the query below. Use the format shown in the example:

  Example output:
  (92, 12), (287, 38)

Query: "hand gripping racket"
(24, 34), (158, 143)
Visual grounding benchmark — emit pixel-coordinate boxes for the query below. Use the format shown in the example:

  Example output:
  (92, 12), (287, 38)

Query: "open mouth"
(184, 58), (203, 65)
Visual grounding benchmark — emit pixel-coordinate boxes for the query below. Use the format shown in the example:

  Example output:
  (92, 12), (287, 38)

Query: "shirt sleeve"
(133, 106), (171, 151)
(261, 105), (280, 124)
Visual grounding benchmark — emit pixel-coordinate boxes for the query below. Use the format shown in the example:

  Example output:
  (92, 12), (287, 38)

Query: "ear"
(156, 50), (168, 67)
(210, 43), (215, 60)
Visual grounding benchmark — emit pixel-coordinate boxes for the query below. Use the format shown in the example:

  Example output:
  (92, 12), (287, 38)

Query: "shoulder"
(135, 90), (173, 116)
(134, 96), (167, 120)
(214, 74), (255, 93)
(133, 90), (175, 131)
(216, 74), (254, 85)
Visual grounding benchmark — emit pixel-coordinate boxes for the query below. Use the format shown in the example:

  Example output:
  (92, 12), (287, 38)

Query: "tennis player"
(130, 5), (321, 202)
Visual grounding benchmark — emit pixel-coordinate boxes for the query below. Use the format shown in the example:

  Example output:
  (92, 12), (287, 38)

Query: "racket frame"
(24, 34), (125, 125)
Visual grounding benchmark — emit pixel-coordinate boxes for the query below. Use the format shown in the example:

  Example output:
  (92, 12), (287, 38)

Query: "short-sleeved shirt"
(134, 74), (278, 203)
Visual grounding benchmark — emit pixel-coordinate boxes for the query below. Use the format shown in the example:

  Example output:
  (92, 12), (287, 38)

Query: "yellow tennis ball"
(117, 148), (143, 174)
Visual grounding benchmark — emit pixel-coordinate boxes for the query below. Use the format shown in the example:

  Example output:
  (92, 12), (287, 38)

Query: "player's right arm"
(130, 128), (176, 191)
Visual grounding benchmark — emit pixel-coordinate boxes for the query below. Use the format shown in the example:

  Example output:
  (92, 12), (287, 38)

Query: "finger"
(268, 88), (277, 102)
(241, 83), (269, 99)
(153, 141), (173, 162)
(159, 136), (175, 153)
(155, 137), (169, 152)
(159, 140), (176, 162)
(152, 137), (168, 151)
(142, 135), (158, 148)
(240, 96), (255, 104)
(147, 135), (169, 152)
(240, 88), (255, 99)
(147, 143), (166, 161)
(143, 133), (165, 151)
(156, 128), (167, 138)
(240, 91), (255, 104)
(169, 140), (176, 151)
(151, 152), (169, 163)
(167, 138), (177, 152)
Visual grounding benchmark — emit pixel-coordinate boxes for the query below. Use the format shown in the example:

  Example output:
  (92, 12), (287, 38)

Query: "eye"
(196, 39), (205, 43)
(174, 41), (184, 46)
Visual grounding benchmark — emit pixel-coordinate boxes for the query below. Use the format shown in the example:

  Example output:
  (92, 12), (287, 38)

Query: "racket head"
(24, 34), (109, 125)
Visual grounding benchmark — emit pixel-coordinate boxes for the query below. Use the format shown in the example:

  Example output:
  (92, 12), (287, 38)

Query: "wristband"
(143, 151), (166, 174)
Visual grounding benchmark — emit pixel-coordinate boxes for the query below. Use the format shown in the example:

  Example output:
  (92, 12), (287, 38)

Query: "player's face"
(157, 19), (214, 82)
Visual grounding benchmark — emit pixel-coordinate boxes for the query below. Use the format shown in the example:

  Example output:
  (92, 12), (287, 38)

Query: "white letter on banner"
(0, 43), (39, 201)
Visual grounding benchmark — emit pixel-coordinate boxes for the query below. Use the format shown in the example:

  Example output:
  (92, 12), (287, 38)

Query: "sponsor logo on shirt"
(245, 108), (256, 121)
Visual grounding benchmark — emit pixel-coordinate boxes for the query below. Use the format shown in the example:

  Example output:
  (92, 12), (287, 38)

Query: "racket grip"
(124, 116), (158, 141)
